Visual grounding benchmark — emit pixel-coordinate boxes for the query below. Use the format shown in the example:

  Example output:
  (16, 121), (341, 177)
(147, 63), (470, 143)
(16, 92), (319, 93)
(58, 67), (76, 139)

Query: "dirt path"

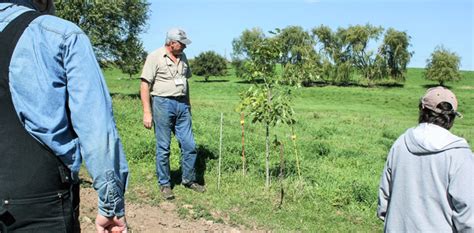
(79, 187), (244, 233)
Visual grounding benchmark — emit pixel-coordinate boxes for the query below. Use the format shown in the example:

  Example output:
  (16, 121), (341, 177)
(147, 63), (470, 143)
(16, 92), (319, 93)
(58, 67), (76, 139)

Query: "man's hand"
(95, 214), (127, 233)
(143, 112), (153, 129)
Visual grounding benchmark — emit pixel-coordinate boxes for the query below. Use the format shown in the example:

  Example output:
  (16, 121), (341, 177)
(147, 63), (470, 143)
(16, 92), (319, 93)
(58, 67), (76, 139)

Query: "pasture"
(102, 68), (473, 232)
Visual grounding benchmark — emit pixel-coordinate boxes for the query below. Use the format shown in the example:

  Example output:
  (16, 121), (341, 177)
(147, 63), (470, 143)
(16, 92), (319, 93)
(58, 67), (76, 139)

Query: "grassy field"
(102, 68), (473, 232)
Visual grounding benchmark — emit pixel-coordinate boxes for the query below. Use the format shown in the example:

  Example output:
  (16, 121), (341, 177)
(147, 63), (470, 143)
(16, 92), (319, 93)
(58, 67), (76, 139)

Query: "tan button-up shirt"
(140, 47), (192, 97)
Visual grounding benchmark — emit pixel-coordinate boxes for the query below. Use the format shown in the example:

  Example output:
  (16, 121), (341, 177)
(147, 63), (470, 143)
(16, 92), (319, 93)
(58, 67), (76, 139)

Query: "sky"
(140, 0), (474, 71)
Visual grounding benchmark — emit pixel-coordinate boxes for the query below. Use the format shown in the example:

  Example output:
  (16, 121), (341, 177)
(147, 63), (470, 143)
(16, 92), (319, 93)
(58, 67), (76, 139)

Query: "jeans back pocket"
(1, 190), (71, 232)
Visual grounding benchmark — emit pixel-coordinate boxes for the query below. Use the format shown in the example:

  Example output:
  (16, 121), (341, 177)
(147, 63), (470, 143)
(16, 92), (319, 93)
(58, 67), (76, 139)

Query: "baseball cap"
(166, 28), (192, 45)
(421, 86), (462, 117)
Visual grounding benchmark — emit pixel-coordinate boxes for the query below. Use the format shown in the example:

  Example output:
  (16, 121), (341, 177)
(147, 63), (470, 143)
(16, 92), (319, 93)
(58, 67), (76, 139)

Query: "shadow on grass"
(235, 79), (404, 88)
(170, 144), (216, 187)
(377, 83), (405, 88)
(235, 79), (265, 84)
(422, 84), (451, 89)
(170, 170), (182, 188)
(110, 92), (140, 99)
(303, 80), (404, 88)
(194, 79), (229, 83)
(195, 145), (216, 185)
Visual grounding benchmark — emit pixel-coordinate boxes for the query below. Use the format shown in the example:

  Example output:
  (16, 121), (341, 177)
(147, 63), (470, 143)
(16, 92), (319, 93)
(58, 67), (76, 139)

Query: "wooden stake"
(240, 112), (246, 176)
(265, 124), (270, 189)
(218, 112), (223, 190)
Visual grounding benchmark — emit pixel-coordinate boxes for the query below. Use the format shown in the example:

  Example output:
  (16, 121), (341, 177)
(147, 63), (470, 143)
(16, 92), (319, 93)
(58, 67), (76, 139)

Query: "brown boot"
(160, 186), (175, 200)
(184, 182), (206, 193)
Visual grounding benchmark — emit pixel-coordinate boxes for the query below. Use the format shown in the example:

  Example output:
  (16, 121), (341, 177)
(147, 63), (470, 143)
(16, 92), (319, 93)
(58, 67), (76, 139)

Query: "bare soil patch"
(79, 187), (245, 232)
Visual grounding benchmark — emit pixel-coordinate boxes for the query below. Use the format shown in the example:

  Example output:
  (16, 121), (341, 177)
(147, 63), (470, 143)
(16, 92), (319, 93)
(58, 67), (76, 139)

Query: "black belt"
(159, 95), (186, 100)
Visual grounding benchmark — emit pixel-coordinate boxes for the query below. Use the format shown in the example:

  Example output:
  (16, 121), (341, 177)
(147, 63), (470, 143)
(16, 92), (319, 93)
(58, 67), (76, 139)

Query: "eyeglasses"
(173, 41), (186, 48)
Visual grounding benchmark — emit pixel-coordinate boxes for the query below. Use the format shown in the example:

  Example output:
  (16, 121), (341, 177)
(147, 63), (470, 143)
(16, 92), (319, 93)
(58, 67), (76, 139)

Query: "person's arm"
(377, 148), (394, 221)
(62, 30), (128, 222)
(139, 53), (158, 129)
(185, 79), (191, 109)
(449, 150), (474, 231)
(184, 55), (192, 107)
(140, 79), (153, 129)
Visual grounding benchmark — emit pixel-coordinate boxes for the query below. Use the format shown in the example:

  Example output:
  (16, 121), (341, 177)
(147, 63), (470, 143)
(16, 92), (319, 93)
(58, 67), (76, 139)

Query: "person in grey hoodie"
(377, 86), (474, 232)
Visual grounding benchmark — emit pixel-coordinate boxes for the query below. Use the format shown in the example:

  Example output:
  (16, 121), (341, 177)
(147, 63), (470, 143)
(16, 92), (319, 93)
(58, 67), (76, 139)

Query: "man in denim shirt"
(0, 0), (128, 232)
(140, 28), (205, 200)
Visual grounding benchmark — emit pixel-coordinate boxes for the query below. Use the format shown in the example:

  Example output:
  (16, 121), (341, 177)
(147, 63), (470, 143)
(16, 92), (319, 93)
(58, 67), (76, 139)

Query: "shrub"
(191, 51), (228, 81)
(424, 46), (462, 86)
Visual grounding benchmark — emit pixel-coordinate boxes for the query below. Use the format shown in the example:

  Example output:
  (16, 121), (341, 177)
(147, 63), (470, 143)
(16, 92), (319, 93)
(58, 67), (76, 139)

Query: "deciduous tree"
(424, 46), (462, 86)
(55, 0), (149, 76)
(275, 26), (314, 66)
(380, 28), (413, 81)
(312, 25), (352, 84)
(275, 26), (321, 86)
(116, 36), (146, 79)
(340, 24), (385, 83)
(191, 51), (228, 82)
(237, 30), (302, 188)
(232, 28), (266, 59)
(231, 28), (265, 79)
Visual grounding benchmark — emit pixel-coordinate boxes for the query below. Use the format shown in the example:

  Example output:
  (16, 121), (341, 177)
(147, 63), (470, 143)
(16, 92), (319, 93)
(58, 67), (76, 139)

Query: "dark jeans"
(0, 184), (80, 233)
(152, 96), (197, 186)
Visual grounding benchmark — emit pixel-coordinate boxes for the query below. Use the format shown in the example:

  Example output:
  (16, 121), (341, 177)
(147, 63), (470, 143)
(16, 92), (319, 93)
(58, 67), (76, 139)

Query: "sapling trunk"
(291, 126), (302, 180)
(278, 140), (285, 208)
(265, 88), (272, 189)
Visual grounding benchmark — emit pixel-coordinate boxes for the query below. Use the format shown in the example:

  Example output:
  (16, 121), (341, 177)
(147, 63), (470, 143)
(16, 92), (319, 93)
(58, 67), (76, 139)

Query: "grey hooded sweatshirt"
(378, 123), (474, 232)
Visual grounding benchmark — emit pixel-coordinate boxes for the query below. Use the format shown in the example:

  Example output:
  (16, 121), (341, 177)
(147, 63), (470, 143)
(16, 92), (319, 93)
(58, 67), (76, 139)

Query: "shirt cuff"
(97, 170), (126, 217)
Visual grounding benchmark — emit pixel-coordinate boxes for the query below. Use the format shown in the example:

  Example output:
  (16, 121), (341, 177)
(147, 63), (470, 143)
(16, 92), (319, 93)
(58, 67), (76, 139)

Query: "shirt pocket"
(156, 63), (175, 80)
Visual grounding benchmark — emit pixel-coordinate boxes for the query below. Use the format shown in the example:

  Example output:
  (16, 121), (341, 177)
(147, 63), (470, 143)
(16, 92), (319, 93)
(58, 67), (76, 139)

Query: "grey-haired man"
(140, 28), (205, 200)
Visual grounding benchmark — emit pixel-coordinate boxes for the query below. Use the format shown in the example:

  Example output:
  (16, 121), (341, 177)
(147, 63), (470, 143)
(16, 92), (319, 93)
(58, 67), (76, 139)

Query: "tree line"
(190, 25), (463, 87)
(228, 24), (463, 87)
(54, 3), (462, 86)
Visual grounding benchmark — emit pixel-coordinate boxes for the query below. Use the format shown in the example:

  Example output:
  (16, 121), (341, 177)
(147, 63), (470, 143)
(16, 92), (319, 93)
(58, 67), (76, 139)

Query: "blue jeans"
(152, 96), (197, 187)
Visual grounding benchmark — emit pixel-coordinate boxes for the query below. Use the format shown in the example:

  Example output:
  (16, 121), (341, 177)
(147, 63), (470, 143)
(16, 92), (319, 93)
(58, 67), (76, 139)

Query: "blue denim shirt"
(0, 3), (128, 217)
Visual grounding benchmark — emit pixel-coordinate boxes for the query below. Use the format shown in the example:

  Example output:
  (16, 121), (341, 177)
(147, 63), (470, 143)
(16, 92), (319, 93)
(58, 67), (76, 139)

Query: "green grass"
(102, 68), (474, 232)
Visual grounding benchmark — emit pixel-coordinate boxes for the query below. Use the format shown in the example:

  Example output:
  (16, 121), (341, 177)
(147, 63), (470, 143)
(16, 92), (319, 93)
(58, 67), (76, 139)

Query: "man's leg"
(152, 97), (174, 187)
(175, 101), (199, 186)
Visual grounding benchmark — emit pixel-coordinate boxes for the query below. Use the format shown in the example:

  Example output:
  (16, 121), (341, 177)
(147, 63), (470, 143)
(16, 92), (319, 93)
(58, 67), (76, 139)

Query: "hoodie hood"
(404, 123), (470, 155)
(2, 0), (38, 11)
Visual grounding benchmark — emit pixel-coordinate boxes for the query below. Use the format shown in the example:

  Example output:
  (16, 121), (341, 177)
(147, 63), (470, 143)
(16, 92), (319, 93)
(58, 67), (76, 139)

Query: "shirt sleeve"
(140, 53), (157, 83)
(449, 150), (474, 231)
(377, 147), (394, 221)
(62, 31), (128, 217)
